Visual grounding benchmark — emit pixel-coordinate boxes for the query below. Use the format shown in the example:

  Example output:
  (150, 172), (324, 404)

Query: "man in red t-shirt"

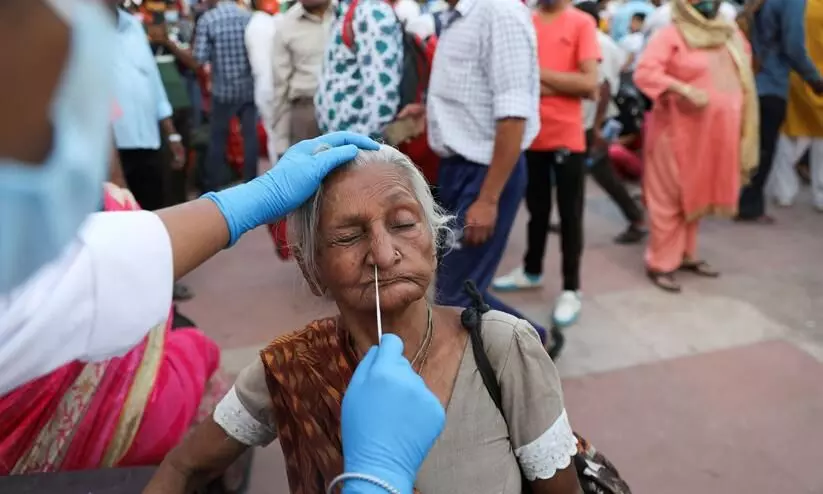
(492, 0), (599, 329)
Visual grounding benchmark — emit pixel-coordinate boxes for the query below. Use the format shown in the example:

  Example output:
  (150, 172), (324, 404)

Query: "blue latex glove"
(341, 334), (446, 494)
(204, 132), (380, 246)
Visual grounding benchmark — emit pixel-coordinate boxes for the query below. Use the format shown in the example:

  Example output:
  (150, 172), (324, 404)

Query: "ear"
(294, 249), (326, 297)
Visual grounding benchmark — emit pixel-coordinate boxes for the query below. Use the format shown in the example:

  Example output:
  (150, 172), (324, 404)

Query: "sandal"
(647, 269), (682, 293)
(679, 260), (720, 278)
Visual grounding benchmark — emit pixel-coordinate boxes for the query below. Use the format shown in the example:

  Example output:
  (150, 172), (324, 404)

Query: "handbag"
(459, 281), (633, 494)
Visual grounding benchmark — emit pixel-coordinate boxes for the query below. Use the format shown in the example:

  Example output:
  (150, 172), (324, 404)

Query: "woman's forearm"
(144, 419), (249, 494)
(156, 199), (230, 280)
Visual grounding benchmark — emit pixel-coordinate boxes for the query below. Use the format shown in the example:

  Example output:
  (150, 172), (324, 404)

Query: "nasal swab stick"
(374, 265), (383, 342)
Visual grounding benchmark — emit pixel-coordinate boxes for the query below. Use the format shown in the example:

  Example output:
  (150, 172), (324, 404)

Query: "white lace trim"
(514, 409), (578, 481)
(213, 386), (276, 447)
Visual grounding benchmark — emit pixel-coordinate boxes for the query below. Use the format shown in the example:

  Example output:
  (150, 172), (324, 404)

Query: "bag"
(459, 281), (633, 494)
(342, 0), (441, 186)
(342, 0), (432, 108)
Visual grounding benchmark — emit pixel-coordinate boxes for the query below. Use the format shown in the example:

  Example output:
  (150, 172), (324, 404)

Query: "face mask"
(692, 0), (719, 18)
(0, 0), (115, 294)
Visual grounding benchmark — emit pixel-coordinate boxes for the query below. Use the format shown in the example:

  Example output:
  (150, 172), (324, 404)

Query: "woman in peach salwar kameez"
(633, 0), (759, 292)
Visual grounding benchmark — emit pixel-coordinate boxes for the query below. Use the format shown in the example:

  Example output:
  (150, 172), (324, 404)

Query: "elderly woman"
(146, 146), (582, 494)
(633, 0), (758, 292)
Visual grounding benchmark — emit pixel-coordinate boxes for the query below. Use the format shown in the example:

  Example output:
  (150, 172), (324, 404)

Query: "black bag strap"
(459, 281), (504, 414)
(459, 281), (532, 493)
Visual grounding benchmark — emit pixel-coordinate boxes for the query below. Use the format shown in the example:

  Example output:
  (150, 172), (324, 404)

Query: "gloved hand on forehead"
(204, 132), (380, 246)
(341, 334), (446, 494)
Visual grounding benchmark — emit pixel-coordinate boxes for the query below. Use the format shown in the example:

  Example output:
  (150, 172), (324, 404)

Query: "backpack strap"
(342, 0), (360, 50)
(432, 11), (444, 38)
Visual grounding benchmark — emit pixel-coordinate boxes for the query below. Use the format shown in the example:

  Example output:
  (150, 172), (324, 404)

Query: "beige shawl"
(672, 0), (760, 184)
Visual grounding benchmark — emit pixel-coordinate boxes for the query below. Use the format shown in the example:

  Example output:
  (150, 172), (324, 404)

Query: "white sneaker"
(491, 267), (543, 292)
(553, 291), (582, 328)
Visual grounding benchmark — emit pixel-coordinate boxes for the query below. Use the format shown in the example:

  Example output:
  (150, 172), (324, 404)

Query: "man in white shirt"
(245, 2), (280, 162)
(271, 0), (333, 156)
(427, 0), (550, 341)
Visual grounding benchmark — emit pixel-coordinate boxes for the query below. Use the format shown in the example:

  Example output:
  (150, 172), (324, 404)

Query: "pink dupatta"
(0, 185), (223, 474)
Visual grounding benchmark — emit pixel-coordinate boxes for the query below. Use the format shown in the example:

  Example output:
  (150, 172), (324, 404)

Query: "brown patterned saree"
(260, 318), (357, 494)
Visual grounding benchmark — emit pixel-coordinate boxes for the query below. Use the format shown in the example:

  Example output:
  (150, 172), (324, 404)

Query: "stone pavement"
(179, 183), (823, 494)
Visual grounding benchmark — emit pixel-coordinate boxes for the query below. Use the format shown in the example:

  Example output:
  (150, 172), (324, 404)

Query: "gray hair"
(288, 145), (453, 289)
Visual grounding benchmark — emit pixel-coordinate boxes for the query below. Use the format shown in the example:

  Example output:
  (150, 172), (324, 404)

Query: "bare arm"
(143, 418), (248, 494)
(593, 80), (611, 133)
(165, 40), (202, 73)
(540, 59), (599, 98)
(108, 142), (127, 188)
(530, 465), (584, 494)
(156, 199), (230, 280)
(478, 118), (526, 204)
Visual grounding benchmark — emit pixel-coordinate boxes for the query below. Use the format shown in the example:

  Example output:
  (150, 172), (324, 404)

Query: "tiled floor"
(178, 184), (823, 493)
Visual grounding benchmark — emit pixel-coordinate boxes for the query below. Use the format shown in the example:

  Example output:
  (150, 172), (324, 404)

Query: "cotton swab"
(374, 264), (383, 342)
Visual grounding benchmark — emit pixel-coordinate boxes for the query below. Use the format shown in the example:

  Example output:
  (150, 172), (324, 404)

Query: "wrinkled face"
(312, 162), (436, 314)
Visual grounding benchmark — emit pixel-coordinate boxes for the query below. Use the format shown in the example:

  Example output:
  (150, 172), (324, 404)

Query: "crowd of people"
(1, 0), (822, 492)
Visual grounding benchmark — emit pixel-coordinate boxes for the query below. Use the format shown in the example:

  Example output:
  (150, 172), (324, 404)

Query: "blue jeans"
(435, 155), (548, 342)
(203, 100), (259, 192)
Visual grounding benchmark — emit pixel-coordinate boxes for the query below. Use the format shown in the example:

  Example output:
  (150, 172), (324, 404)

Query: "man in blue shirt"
(194, 0), (257, 193)
(111, 4), (186, 211)
(610, 0), (657, 42)
(737, 0), (823, 222)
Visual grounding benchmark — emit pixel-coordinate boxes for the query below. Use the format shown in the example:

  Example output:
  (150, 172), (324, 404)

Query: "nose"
(367, 225), (400, 270)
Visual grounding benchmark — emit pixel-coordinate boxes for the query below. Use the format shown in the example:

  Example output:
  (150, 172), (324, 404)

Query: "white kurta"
(0, 211), (173, 395)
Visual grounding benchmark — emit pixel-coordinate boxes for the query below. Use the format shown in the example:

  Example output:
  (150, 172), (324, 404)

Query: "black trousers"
(738, 95), (787, 219)
(524, 149), (585, 291)
(119, 148), (169, 211)
(585, 130), (644, 225)
(160, 108), (192, 206)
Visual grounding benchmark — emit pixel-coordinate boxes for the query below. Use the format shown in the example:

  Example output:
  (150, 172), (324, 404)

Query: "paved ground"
(179, 181), (823, 494)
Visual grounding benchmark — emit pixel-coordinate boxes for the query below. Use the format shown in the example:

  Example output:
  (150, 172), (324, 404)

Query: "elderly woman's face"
(314, 162), (436, 313)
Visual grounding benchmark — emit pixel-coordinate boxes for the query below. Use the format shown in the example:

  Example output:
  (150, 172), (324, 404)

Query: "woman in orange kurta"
(633, 0), (759, 292)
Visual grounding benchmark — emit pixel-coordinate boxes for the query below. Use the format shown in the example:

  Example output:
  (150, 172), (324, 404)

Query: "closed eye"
(331, 233), (363, 246)
(392, 223), (416, 230)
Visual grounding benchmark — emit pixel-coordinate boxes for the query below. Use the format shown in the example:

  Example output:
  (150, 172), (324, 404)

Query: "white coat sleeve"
(0, 210), (173, 395)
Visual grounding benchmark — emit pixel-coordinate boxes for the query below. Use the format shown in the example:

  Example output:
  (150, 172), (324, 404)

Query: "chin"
(365, 282), (428, 313)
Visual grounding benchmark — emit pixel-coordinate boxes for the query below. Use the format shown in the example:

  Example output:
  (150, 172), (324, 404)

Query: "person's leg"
(768, 134), (807, 207)
(523, 150), (554, 277)
(554, 153), (586, 292)
(589, 147), (646, 244)
(289, 99), (321, 145)
(435, 156), (548, 339)
(202, 100), (233, 193)
(492, 150), (551, 291)
(120, 149), (167, 211)
(238, 101), (260, 182)
(738, 96), (787, 220)
(552, 152), (586, 325)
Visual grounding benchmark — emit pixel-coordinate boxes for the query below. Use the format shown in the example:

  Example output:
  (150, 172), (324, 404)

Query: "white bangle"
(168, 133), (182, 143)
(326, 473), (401, 494)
